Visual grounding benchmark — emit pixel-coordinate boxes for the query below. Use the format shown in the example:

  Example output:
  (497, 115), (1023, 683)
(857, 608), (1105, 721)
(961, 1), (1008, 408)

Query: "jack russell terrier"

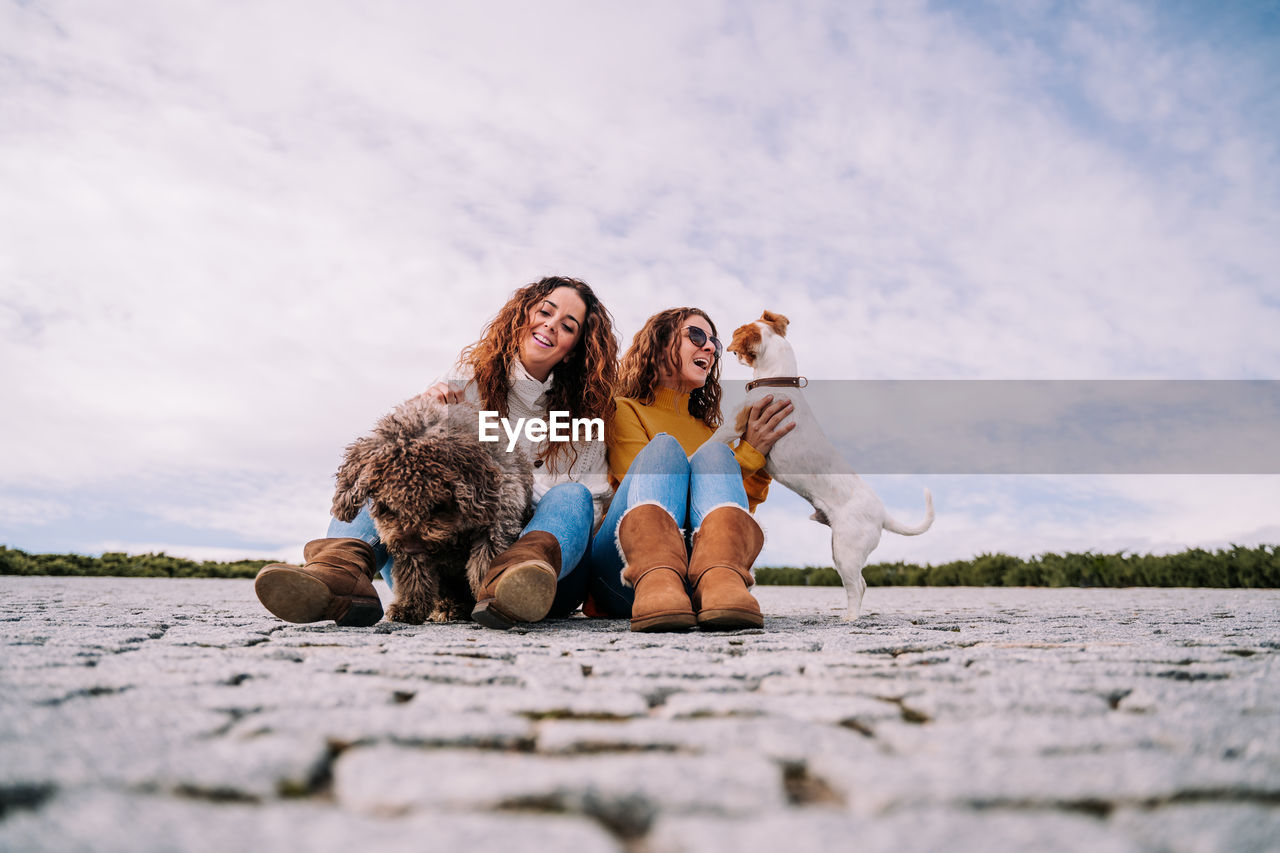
(711, 310), (934, 619)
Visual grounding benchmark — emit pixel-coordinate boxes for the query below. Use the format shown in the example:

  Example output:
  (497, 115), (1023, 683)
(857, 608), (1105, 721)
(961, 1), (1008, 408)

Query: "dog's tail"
(882, 488), (934, 536)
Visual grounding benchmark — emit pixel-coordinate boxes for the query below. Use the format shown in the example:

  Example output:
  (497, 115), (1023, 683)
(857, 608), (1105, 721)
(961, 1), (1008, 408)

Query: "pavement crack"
(278, 738), (351, 799)
(521, 709), (635, 722)
(172, 784), (261, 804)
(876, 695), (932, 724)
(204, 707), (263, 738)
(37, 685), (132, 707)
(1154, 670), (1230, 681)
(0, 783), (57, 818)
(782, 761), (844, 806)
(498, 791), (657, 841)
(1106, 688), (1133, 710)
(838, 717), (876, 738)
(970, 788), (1280, 818)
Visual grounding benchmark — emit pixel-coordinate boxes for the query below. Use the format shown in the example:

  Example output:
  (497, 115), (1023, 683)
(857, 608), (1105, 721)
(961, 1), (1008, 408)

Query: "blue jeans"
(587, 433), (749, 618)
(327, 482), (596, 617)
(327, 509), (394, 585)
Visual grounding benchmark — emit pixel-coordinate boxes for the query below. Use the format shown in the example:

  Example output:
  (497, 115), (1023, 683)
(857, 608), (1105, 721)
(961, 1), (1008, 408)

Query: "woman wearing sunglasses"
(587, 307), (794, 631)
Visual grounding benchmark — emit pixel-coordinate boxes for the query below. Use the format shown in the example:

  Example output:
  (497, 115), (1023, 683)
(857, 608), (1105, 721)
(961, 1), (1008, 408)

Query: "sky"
(2, 0), (1278, 569)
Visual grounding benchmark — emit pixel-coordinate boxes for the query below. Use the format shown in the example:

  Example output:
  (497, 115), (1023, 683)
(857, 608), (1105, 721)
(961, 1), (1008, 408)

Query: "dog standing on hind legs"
(711, 310), (935, 619)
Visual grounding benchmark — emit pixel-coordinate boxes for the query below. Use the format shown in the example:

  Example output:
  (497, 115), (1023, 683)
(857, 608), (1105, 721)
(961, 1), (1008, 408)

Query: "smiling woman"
(585, 307), (796, 632)
(252, 276), (620, 629)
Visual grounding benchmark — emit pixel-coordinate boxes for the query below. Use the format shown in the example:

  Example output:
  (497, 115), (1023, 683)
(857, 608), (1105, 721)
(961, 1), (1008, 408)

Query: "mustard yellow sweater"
(607, 386), (771, 512)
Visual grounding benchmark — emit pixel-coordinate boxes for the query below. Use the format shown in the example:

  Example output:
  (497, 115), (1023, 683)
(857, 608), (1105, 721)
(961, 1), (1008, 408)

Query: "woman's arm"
(422, 364), (477, 405)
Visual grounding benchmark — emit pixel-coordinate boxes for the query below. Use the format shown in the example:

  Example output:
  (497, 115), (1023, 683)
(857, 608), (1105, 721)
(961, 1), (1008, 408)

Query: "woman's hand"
(424, 381), (466, 405)
(741, 395), (795, 455)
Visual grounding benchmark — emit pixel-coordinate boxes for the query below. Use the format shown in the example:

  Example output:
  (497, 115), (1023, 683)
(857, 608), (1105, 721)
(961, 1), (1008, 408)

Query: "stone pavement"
(1, 578), (1278, 853)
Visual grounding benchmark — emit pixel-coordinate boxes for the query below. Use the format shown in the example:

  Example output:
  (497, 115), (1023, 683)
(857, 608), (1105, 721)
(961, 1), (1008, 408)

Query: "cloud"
(1, 0), (1277, 562)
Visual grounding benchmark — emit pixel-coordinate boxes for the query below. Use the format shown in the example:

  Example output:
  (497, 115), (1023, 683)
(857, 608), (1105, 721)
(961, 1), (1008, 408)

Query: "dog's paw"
(426, 600), (471, 623)
(386, 602), (428, 625)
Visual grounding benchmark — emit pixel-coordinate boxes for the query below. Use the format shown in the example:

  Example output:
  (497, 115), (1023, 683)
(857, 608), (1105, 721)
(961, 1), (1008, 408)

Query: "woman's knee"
(690, 439), (736, 473)
(635, 433), (690, 473)
(543, 480), (592, 507)
(548, 481), (594, 526)
(527, 481), (595, 544)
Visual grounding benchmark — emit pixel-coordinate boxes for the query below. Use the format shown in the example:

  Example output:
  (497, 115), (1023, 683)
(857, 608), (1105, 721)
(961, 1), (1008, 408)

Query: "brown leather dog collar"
(745, 376), (808, 392)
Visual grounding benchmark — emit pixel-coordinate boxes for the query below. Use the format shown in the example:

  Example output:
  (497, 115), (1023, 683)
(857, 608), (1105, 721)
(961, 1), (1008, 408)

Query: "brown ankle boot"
(688, 505), (765, 630)
(618, 503), (696, 633)
(471, 530), (561, 630)
(254, 538), (383, 627)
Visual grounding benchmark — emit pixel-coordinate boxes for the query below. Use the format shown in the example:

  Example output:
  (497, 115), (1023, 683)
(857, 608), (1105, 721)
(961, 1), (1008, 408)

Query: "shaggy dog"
(331, 395), (532, 624)
(712, 310), (935, 620)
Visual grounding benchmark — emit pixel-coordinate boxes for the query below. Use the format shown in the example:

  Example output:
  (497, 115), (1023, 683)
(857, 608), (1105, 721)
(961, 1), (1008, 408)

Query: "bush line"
(2, 544), (1277, 587)
(755, 545), (1279, 587)
(0, 547), (271, 579)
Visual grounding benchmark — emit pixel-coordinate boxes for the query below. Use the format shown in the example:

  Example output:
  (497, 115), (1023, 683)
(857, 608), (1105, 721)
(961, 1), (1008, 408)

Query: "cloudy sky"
(3, 0), (1278, 569)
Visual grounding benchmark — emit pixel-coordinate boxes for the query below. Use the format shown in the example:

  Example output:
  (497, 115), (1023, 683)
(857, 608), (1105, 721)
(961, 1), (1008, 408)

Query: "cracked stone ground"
(1, 578), (1278, 852)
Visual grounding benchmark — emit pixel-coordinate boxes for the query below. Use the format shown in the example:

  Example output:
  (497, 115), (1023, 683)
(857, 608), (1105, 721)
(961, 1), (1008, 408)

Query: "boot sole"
(471, 599), (515, 630)
(255, 567), (382, 626)
(697, 609), (764, 630)
(471, 562), (557, 628)
(631, 611), (698, 632)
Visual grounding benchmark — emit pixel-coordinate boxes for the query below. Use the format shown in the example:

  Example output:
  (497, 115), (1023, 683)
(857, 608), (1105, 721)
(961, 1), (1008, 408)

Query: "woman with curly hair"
(255, 276), (619, 628)
(587, 307), (794, 632)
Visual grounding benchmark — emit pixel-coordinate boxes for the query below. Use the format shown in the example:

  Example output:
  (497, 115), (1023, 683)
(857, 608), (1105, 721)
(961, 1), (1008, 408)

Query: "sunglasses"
(683, 325), (723, 358)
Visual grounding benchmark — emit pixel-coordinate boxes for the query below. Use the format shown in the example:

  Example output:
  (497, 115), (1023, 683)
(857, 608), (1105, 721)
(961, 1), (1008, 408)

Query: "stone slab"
(2, 578), (1277, 852)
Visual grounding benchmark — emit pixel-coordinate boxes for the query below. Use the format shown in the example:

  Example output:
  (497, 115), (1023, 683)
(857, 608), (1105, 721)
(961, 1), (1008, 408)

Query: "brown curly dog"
(331, 396), (532, 624)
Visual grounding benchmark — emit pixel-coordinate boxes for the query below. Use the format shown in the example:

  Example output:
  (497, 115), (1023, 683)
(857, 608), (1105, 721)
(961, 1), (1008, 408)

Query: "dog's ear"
(727, 323), (762, 366)
(331, 435), (379, 521)
(760, 310), (789, 337)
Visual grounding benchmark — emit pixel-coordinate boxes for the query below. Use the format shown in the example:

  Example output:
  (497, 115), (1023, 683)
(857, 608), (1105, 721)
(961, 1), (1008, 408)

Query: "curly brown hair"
(617, 307), (722, 429)
(457, 276), (618, 473)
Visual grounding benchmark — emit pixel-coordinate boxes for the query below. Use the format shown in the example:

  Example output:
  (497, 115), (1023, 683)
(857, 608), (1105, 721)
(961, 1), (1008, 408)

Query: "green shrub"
(752, 544), (1279, 587)
(3, 544), (1276, 587)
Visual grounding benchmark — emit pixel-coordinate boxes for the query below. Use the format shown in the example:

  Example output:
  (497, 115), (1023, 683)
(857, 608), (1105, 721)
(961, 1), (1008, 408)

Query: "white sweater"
(436, 361), (612, 525)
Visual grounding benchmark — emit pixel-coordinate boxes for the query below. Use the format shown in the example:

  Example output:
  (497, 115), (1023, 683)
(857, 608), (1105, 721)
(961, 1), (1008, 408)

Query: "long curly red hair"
(617, 307), (722, 429)
(457, 277), (618, 472)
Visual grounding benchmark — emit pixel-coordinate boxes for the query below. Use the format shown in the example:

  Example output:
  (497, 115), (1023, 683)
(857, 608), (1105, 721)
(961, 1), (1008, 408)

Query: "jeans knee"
(546, 480), (591, 503)
(690, 440), (736, 473)
(639, 433), (690, 472)
(556, 481), (594, 521)
(533, 482), (594, 525)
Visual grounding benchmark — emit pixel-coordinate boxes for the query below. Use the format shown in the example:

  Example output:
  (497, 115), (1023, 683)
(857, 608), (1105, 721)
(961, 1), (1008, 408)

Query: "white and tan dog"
(712, 310), (934, 619)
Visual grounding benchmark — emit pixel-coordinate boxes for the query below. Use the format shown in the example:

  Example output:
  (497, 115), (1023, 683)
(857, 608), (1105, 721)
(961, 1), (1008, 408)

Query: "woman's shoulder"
(611, 395), (651, 417)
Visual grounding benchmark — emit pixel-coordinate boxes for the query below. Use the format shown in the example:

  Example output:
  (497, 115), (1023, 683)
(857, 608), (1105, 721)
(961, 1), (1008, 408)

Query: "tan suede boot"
(688, 505), (765, 630)
(254, 538), (383, 627)
(618, 503), (697, 633)
(471, 530), (561, 630)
